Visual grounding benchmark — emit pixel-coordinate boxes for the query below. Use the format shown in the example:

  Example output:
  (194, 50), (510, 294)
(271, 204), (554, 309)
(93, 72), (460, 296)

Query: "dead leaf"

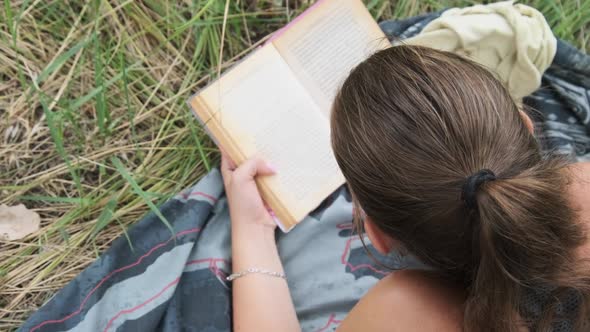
(0, 204), (41, 241)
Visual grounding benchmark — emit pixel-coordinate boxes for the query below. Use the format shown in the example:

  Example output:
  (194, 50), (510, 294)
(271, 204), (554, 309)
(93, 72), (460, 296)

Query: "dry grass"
(0, 0), (588, 330)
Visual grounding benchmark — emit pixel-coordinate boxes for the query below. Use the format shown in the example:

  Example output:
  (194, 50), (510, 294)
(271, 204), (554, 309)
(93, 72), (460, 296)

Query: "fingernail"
(265, 204), (276, 217)
(267, 162), (278, 173)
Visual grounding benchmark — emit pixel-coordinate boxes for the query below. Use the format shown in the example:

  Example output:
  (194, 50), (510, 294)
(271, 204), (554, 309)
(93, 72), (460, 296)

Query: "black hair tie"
(461, 169), (496, 210)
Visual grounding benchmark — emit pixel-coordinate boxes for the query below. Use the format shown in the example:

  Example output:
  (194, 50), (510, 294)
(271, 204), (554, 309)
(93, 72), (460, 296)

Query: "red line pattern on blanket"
(336, 222), (352, 229)
(180, 191), (218, 203)
(29, 228), (201, 332)
(186, 258), (230, 278)
(339, 223), (388, 275)
(102, 278), (180, 332)
(313, 313), (343, 332)
(100, 258), (228, 331)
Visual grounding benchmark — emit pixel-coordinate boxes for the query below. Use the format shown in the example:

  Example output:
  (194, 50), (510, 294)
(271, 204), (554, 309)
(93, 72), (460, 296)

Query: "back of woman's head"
(331, 45), (590, 331)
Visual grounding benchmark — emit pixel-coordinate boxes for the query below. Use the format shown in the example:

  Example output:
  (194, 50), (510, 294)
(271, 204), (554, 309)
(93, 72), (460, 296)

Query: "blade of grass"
(175, 0), (216, 36)
(4, 0), (29, 92)
(111, 156), (175, 236)
(116, 218), (134, 252)
(93, 0), (110, 135)
(19, 195), (90, 205)
(70, 71), (123, 111)
(36, 91), (84, 199)
(58, 227), (70, 245)
(35, 37), (90, 86)
(93, 29), (109, 135)
(3, 0), (14, 37)
(90, 195), (118, 238)
(187, 112), (211, 171)
(119, 51), (142, 160)
(217, 0), (231, 79)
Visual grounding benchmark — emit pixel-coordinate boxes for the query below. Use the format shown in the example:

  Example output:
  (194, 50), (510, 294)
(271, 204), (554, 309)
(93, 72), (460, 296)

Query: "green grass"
(0, 0), (588, 329)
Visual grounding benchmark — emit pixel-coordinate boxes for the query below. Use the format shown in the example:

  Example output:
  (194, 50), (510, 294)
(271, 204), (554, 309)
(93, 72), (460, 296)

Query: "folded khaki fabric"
(405, 0), (556, 99)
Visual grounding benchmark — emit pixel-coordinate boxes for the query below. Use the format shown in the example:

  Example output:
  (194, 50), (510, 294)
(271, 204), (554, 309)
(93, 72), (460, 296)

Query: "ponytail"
(467, 157), (589, 331)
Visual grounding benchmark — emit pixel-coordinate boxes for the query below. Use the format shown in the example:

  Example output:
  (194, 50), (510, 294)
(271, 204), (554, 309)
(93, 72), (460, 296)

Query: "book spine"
(185, 97), (222, 148)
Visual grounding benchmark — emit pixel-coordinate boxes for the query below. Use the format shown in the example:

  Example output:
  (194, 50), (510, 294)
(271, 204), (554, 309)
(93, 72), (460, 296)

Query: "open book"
(188, 0), (388, 231)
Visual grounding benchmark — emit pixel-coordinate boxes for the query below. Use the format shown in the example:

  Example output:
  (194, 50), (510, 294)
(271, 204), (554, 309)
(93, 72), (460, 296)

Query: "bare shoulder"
(337, 269), (464, 332)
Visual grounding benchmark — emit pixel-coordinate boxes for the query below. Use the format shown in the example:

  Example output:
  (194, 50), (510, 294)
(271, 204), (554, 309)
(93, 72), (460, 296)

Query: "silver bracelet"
(226, 267), (287, 281)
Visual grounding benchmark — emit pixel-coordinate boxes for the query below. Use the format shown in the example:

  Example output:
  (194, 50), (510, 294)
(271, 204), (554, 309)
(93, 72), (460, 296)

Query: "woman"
(221, 45), (590, 331)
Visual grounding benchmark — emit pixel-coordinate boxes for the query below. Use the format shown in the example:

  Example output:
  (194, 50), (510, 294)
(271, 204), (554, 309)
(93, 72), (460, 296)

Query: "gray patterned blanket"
(19, 12), (590, 332)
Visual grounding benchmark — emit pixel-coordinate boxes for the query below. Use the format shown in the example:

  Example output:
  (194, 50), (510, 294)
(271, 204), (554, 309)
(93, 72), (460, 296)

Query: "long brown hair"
(331, 45), (590, 331)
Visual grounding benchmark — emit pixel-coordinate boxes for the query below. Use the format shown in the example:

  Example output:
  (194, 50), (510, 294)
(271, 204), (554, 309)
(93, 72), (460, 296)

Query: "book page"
(193, 45), (345, 230)
(272, 0), (389, 114)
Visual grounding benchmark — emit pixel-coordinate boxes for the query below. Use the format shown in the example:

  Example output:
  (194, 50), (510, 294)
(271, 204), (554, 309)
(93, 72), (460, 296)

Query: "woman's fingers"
(221, 149), (236, 169)
(220, 153), (233, 188)
(233, 157), (277, 183)
(221, 153), (276, 188)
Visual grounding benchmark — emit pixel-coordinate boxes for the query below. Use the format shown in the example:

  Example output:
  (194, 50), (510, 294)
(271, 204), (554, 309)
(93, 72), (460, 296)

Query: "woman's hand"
(223, 154), (300, 332)
(220, 153), (277, 233)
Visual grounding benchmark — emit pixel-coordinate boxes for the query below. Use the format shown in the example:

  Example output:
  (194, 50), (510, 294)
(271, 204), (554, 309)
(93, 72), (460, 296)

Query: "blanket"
(19, 11), (590, 332)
